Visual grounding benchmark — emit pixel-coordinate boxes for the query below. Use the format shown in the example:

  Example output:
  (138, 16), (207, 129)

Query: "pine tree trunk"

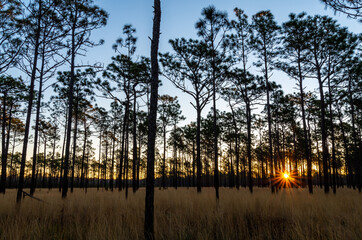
(144, 1), (161, 239)
(246, 103), (253, 193)
(327, 77), (337, 194)
(264, 46), (274, 193)
(42, 140), (47, 188)
(104, 135), (108, 190)
(70, 99), (79, 193)
(162, 125), (166, 189)
(80, 119), (87, 189)
(316, 66), (330, 194)
(132, 91), (137, 192)
(348, 76), (360, 192)
(8, 129), (16, 188)
(17, 2), (42, 202)
(337, 103), (352, 187)
(110, 124), (116, 191)
(196, 106), (202, 193)
(62, 19), (77, 199)
(118, 102), (128, 191)
(0, 94), (7, 194)
(97, 132), (101, 190)
(298, 56), (313, 193)
(59, 110), (68, 192)
(230, 102), (240, 190)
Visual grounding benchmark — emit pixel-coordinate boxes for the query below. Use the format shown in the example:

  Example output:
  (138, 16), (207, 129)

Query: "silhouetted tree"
(161, 38), (212, 192)
(59, 0), (107, 199)
(144, 0), (161, 239)
(250, 10), (280, 193)
(196, 6), (230, 200)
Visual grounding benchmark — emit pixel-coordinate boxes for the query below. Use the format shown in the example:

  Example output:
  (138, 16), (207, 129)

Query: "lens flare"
(272, 171), (300, 189)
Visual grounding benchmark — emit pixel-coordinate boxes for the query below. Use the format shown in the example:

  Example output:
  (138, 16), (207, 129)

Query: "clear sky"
(83, 0), (361, 123)
(8, 0), (361, 159)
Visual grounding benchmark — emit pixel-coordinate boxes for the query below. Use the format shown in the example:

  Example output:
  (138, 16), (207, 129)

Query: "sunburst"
(272, 170), (301, 189)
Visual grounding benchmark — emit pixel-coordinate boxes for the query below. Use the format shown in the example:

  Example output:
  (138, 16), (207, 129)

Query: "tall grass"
(0, 188), (360, 239)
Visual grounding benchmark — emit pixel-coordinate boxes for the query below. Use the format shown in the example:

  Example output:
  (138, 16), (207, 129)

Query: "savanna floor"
(0, 187), (361, 240)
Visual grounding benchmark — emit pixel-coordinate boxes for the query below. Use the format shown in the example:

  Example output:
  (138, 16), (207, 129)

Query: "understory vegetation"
(0, 188), (361, 240)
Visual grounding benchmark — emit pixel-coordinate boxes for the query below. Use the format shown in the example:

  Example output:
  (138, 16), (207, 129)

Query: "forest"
(0, 0), (361, 239)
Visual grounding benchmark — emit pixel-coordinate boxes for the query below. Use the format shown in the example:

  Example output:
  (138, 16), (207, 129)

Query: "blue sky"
(82, 0), (361, 123)
(8, 0), (360, 158)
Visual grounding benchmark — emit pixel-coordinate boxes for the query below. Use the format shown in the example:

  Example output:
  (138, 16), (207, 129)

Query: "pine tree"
(250, 10), (280, 193)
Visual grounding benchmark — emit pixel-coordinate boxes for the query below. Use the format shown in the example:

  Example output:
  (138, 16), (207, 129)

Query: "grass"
(0, 188), (361, 240)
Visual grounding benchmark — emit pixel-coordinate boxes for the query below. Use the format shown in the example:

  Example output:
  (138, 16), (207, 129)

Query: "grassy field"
(0, 188), (361, 240)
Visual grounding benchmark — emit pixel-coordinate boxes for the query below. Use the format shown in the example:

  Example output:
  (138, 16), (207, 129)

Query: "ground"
(0, 188), (361, 239)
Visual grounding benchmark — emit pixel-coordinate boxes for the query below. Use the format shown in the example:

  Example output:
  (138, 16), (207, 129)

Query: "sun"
(272, 170), (300, 189)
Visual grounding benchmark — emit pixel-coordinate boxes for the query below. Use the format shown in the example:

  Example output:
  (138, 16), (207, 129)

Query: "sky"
(7, 0), (361, 158)
(82, 0), (361, 124)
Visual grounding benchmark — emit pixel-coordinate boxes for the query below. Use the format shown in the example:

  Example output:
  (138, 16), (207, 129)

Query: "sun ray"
(272, 170), (301, 189)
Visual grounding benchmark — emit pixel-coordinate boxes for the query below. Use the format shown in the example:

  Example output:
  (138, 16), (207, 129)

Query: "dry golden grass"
(0, 187), (361, 240)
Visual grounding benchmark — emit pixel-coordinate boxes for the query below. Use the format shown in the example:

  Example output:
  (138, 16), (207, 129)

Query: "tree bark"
(110, 122), (116, 191)
(162, 125), (166, 189)
(144, 1), (161, 238)
(196, 105), (202, 193)
(246, 103), (253, 193)
(132, 90), (137, 192)
(0, 94), (8, 193)
(327, 76), (337, 194)
(30, 48), (46, 195)
(263, 45), (274, 193)
(62, 16), (77, 199)
(297, 56), (313, 193)
(316, 65), (330, 194)
(17, 1), (42, 202)
(70, 98), (79, 193)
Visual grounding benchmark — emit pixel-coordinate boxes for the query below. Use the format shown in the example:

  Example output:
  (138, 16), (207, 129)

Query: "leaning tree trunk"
(59, 110), (68, 192)
(144, 1), (161, 238)
(17, 3), (42, 202)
